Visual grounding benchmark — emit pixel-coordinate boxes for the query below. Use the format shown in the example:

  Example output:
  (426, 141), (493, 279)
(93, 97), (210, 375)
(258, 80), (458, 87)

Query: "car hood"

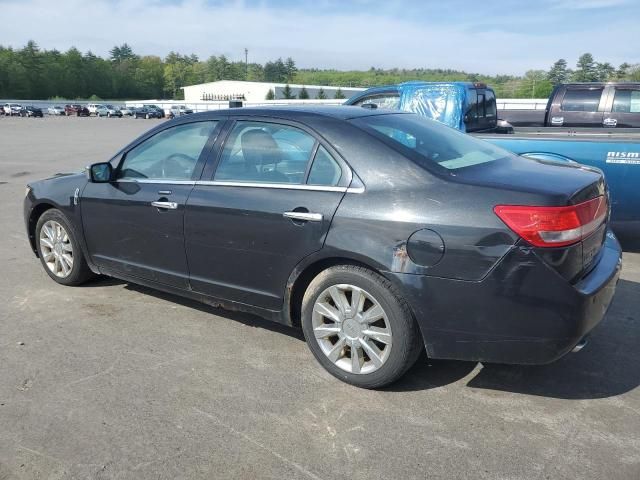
(39, 171), (85, 183)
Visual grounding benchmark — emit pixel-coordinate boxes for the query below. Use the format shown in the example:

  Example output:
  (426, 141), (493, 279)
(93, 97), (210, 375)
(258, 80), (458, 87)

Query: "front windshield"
(351, 113), (513, 171)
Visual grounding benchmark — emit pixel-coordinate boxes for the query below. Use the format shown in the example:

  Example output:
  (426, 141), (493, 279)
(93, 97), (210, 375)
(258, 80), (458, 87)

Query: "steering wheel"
(160, 153), (196, 178)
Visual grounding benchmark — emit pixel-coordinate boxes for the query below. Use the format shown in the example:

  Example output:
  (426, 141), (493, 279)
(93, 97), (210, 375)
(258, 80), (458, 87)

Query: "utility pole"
(244, 48), (248, 80)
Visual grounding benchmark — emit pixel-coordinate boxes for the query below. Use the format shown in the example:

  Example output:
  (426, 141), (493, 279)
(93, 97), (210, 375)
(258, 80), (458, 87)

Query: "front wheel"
(301, 265), (423, 388)
(35, 209), (94, 286)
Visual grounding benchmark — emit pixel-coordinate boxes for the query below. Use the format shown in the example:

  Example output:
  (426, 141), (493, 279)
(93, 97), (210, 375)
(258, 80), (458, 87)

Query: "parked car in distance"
(23, 106), (622, 388)
(64, 104), (90, 116)
(47, 105), (65, 116)
(20, 105), (44, 117)
(169, 105), (194, 118)
(134, 107), (161, 119)
(87, 103), (104, 116)
(143, 104), (165, 118)
(499, 82), (640, 128)
(119, 105), (133, 116)
(3, 103), (23, 116)
(96, 105), (122, 117)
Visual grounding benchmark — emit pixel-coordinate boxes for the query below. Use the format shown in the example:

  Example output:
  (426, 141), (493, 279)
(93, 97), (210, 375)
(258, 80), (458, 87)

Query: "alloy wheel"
(39, 220), (74, 278)
(312, 284), (392, 374)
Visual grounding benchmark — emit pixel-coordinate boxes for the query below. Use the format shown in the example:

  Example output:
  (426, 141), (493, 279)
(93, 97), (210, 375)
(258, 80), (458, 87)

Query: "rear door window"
(307, 146), (342, 186)
(561, 88), (603, 112)
(214, 121), (317, 184)
(612, 89), (640, 113)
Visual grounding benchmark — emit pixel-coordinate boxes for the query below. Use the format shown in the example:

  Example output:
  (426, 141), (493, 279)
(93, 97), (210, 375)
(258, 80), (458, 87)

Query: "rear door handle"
(603, 118), (617, 127)
(283, 211), (323, 222)
(151, 201), (178, 210)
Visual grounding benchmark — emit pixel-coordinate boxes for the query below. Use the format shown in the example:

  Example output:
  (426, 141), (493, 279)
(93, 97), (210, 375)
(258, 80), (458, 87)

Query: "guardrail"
(123, 99), (345, 114)
(2, 97), (550, 113)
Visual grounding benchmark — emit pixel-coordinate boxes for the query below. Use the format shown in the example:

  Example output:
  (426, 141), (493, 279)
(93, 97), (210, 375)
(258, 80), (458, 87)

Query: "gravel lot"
(0, 115), (639, 480)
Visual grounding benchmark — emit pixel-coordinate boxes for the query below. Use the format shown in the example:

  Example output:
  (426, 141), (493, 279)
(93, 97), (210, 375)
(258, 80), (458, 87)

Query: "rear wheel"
(35, 209), (94, 286)
(301, 265), (423, 388)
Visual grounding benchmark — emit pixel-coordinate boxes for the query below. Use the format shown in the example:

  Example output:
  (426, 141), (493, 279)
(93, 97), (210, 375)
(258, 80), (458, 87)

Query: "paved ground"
(0, 116), (639, 480)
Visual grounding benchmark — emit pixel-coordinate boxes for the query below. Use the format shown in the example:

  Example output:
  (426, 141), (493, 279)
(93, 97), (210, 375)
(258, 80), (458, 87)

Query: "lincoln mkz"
(24, 106), (622, 388)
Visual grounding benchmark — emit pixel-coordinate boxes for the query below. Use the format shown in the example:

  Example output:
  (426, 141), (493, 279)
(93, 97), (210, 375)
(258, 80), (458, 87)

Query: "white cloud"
(1, 0), (638, 75)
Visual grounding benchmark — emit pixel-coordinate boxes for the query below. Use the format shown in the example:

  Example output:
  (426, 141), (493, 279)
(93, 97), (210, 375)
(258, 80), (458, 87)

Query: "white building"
(181, 80), (365, 103)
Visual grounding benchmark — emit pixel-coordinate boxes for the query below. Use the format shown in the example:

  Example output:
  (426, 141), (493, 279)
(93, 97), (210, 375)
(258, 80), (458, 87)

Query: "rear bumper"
(388, 231), (622, 364)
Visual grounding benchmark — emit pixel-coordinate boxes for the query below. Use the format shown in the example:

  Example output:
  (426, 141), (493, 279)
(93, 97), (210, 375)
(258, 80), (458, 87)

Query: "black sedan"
(134, 107), (162, 119)
(23, 107), (622, 388)
(20, 105), (44, 117)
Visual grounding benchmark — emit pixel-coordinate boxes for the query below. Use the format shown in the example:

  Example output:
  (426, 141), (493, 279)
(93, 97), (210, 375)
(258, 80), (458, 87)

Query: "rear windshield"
(350, 113), (511, 171)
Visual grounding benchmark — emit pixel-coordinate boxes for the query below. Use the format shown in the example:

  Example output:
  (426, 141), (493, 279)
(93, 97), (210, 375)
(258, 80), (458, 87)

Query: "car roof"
(187, 105), (409, 121)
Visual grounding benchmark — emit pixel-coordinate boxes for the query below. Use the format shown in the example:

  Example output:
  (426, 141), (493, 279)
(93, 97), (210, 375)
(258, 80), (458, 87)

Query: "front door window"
(118, 121), (217, 181)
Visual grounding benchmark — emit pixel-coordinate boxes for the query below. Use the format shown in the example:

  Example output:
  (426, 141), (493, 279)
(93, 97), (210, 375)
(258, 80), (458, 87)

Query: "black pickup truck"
(500, 82), (640, 128)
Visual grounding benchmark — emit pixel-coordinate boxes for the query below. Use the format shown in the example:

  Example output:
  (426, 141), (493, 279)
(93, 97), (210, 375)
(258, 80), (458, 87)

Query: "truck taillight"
(494, 196), (608, 248)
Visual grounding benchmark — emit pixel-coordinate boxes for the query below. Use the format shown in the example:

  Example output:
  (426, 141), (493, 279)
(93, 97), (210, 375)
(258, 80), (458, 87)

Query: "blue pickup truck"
(346, 82), (640, 228)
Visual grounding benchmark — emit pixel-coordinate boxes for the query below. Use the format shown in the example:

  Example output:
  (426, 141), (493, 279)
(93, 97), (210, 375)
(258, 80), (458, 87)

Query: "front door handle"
(151, 201), (178, 210)
(603, 117), (617, 127)
(283, 211), (323, 222)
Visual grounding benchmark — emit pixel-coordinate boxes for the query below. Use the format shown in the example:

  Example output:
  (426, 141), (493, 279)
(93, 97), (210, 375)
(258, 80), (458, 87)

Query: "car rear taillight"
(494, 196), (608, 248)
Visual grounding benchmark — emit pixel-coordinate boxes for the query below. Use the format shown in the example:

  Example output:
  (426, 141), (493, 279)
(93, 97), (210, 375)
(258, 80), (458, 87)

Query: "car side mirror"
(86, 162), (113, 183)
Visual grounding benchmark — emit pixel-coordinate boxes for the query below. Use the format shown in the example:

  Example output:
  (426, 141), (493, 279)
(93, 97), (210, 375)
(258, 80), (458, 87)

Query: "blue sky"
(1, 0), (638, 74)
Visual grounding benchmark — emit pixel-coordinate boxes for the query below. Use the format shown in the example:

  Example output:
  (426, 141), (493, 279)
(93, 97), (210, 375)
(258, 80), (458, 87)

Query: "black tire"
(301, 265), (423, 389)
(35, 209), (94, 286)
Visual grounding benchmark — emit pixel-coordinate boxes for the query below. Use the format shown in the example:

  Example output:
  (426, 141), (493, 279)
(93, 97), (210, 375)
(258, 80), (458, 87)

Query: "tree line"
(1, 41), (639, 101)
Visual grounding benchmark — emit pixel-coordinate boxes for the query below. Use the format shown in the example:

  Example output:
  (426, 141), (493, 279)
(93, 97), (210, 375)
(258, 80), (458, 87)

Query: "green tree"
(616, 62), (631, 80)
(282, 83), (295, 99)
(109, 43), (137, 64)
(264, 58), (287, 82)
(18, 40), (45, 98)
(298, 85), (309, 99)
(334, 87), (345, 99)
(573, 53), (598, 82)
(316, 87), (326, 99)
(134, 55), (165, 98)
(246, 63), (264, 81)
(61, 47), (87, 98)
(547, 59), (569, 86)
(285, 57), (297, 82)
(265, 88), (275, 100)
(515, 70), (552, 98)
(628, 65), (640, 82)
(596, 62), (615, 81)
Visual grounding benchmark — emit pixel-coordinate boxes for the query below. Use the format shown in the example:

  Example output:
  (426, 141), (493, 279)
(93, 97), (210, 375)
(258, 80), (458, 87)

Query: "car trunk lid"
(459, 156), (609, 280)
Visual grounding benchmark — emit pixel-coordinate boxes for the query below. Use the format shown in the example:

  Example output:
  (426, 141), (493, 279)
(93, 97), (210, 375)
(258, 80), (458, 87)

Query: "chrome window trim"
(195, 180), (364, 193)
(117, 179), (196, 185)
(113, 178), (364, 193)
